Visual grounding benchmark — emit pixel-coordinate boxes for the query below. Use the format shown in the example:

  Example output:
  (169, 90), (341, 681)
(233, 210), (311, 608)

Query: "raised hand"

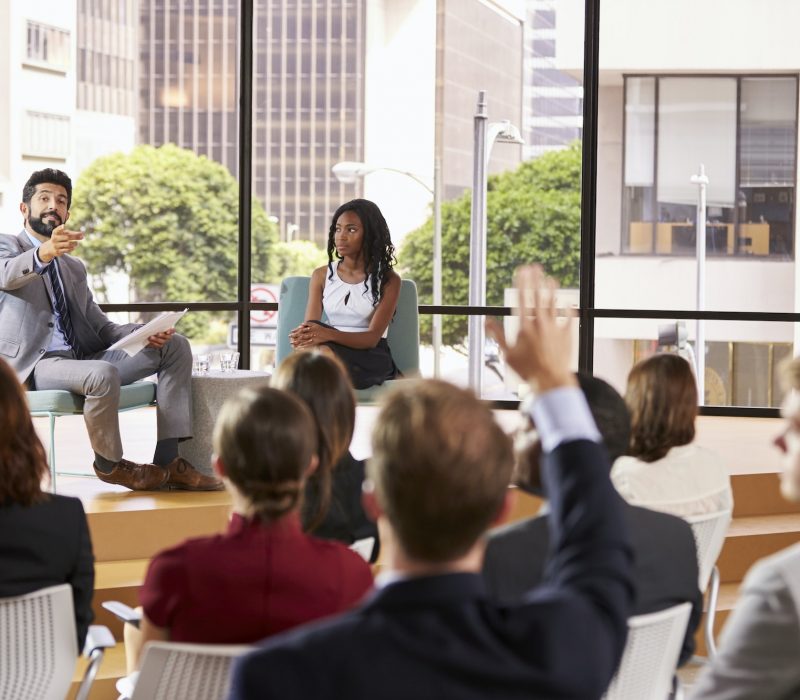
(486, 265), (576, 393)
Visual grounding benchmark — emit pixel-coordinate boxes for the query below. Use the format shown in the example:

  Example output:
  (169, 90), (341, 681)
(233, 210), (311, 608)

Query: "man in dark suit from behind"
(228, 266), (633, 700)
(483, 372), (703, 665)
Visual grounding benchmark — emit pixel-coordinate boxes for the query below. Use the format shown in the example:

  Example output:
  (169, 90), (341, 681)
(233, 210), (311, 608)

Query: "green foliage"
(267, 240), (328, 282)
(400, 142), (582, 345)
(71, 144), (278, 339)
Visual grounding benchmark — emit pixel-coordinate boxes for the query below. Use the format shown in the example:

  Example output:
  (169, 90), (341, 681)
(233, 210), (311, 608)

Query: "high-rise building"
(523, 0), (582, 160)
(0, 0), (135, 234)
(138, 0), (366, 244)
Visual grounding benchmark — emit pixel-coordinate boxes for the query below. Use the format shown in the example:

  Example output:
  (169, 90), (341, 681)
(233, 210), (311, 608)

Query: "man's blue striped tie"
(46, 259), (82, 358)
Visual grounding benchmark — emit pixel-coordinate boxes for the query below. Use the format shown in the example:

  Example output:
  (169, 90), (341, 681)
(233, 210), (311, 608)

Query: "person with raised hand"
(228, 265), (633, 700)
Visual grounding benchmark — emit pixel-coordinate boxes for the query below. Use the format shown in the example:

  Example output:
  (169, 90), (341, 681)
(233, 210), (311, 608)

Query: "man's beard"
(28, 212), (62, 237)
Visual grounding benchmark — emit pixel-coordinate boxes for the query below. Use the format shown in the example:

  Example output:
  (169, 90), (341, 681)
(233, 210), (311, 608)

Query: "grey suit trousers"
(32, 337), (192, 462)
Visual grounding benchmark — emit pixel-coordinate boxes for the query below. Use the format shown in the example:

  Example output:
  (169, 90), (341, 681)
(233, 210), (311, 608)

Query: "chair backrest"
(131, 641), (252, 700)
(685, 509), (732, 591)
(0, 584), (77, 700)
(275, 275), (420, 376)
(603, 602), (692, 700)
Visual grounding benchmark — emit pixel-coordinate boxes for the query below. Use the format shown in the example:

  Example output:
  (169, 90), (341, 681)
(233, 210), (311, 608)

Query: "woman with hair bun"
(289, 199), (400, 389)
(611, 353), (732, 517)
(129, 385), (373, 667)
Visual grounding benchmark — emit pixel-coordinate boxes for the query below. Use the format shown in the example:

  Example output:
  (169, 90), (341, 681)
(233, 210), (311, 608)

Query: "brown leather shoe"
(93, 459), (169, 491)
(164, 457), (224, 491)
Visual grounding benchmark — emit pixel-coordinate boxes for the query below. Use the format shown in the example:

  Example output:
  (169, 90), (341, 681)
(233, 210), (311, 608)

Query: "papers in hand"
(108, 309), (188, 357)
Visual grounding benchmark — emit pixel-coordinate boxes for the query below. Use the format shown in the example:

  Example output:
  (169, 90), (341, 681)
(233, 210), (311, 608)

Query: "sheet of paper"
(107, 308), (188, 357)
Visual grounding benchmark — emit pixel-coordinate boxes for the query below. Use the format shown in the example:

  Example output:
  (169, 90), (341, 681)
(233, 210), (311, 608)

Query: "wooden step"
(731, 473), (800, 517)
(93, 559), (149, 639)
(70, 644), (126, 700)
(58, 476), (232, 561)
(717, 513), (800, 582)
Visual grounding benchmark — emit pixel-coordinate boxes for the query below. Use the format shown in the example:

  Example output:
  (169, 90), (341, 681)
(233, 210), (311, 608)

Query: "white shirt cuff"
(527, 386), (602, 453)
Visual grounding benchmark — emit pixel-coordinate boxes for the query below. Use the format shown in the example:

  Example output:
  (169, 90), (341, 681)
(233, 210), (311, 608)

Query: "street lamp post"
(332, 160), (443, 377)
(691, 163), (709, 405)
(467, 90), (524, 392)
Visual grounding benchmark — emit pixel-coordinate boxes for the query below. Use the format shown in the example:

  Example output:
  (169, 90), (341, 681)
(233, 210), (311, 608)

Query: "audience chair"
(275, 275), (420, 403)
(118, 641), (252, 700)
(602, 602), (692, 700)
(27, 380), (157, 491)
(685, 509), (732, 658)
(0, 583), (115, 700)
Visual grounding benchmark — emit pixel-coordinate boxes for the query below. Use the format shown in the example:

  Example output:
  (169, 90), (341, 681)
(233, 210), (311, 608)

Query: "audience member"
(483, 372), (703, 665)
(126, 385), (372, 669)
(229, 265), (633, 700)
(0, 167), (219, 491)
(0, 357), (94, 650)
(289, 199), (400, 389)
(271, 350), (379, 558)
(690, 356), (800, 698)
(612, 353), (732, 516)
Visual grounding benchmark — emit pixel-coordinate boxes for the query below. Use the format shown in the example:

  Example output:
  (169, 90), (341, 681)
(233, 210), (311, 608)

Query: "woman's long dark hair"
(0, 359), (49, 505)
(327, 199), (396, 305)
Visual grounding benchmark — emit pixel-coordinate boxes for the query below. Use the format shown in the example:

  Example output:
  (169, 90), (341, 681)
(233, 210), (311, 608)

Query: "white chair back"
(685, 509), (732, 591)
(0, 584), (77, 700)
(603, 602), (692, 700)
(130, 641), (252, 700)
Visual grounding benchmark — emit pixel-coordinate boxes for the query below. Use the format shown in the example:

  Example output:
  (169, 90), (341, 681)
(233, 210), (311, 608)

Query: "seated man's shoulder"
(746, 542), (800, 596)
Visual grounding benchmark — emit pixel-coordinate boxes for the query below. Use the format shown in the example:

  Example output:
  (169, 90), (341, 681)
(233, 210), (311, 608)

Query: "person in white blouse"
(611, 353), (732, 517)
(289, 199), (400, 389)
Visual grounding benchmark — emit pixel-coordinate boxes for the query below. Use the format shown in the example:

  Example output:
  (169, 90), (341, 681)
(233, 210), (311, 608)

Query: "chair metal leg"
(48, 413), (57, 493)
(704, 566), (721, 658)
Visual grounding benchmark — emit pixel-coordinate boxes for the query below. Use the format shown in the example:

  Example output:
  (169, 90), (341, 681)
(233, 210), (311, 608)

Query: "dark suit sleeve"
(68, 500), (95, 651)
(540, 440), (634, 687)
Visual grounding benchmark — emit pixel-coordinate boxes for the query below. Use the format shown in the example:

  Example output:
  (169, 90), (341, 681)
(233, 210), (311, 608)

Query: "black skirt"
(308, 321), (399, 389)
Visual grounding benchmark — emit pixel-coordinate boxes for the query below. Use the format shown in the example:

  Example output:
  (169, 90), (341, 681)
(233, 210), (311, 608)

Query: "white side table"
(179, 370), (271, 474)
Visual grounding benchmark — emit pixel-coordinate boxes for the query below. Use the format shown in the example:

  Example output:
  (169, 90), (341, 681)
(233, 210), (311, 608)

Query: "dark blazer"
(0, 494), (95, 650)
(229, 440), (633, 700)
(302, 451), (380, 561)
(483, 502), (703, 665)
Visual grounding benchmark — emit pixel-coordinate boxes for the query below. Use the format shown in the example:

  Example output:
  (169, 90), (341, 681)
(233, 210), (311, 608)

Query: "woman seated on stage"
(289, 198), (401, 389)
(611, 353), (733, 517)
(272, 350), (379, 560)
(0, 358), (94, 651)
(127, 385), (373, 668)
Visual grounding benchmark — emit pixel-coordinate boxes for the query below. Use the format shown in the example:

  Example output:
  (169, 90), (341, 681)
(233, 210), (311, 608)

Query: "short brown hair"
(271, 350), (355, 531)
(626, 353), (697, 463)
(213, 385), (317, 523)
(0, 359), (49, 505)
(368, 380), (513, 563)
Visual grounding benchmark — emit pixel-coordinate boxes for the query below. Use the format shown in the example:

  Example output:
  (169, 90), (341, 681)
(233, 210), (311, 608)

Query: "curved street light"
(468, 91), (524, 392)
(332, 160), (443, 378)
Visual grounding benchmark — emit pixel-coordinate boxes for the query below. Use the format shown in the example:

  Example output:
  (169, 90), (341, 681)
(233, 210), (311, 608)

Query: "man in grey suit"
(690, 357), (800, 699)
(0, 168), (221, 491)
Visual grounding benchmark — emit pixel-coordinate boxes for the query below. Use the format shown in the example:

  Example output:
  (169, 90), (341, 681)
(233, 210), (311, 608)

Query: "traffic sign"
(250, 284), (278, 325)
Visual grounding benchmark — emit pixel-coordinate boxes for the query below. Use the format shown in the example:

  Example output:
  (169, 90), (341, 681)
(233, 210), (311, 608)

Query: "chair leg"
(48, 413), (57, 493)
(704, 566), (721, 658)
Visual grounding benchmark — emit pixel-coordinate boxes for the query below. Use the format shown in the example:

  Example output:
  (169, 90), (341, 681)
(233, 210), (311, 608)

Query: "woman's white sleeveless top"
(322, 261), (380, 333)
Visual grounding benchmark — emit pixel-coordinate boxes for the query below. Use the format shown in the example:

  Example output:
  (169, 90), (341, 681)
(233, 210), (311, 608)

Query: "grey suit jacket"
(0, 231), (136, 382)
(690, 542), (800, 699)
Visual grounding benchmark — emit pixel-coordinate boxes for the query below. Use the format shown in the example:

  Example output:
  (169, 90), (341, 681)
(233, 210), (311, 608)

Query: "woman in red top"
(130, 385), (373, 667)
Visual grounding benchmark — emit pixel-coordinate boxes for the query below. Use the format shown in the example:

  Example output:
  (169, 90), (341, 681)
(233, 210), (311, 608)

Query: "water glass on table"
(192, 354), (210, 375)
(220, 351), (240, 372)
